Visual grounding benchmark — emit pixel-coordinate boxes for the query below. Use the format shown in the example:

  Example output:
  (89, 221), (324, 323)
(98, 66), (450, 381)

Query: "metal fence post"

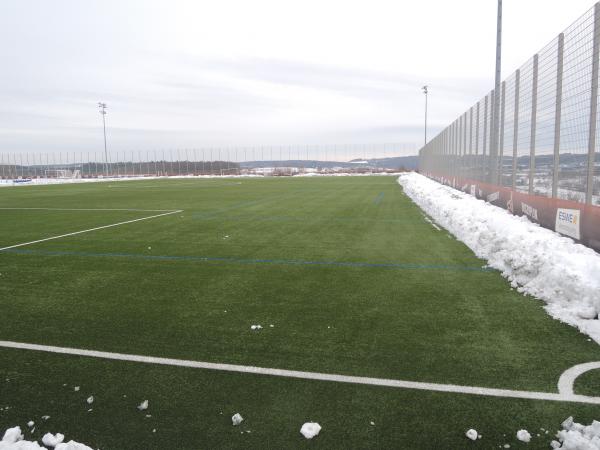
(483, 95), (489, 181)
(498, 81), (506, 186)
(455, 119), (459, 180)
(512, 69), (520, 190)
(587, 2), (600, 204)
(449, 123), (453, 179)
(463, 112), (467, 178)
(475, 103), (480, 180)
(529, 54), (539, 195)
(469, 107), (473, 178)
(552, 33), (565, 198)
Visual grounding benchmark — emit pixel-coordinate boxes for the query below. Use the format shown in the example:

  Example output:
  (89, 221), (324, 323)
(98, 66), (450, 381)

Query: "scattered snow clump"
(86, 396), (93, 405)
(0, 427), (93, 450)
(300, 422), (321, 439)
(551, 416), (600, 449)
(1, 427), (24, 445)
(54, 441), (93, 450)
(465, 429), (478, 441)
(42, 432), (65, 447)
(137, 400), (149, 411)
(516, 429), (531, 443)
(250, 325), (263, 330)
(231, 413), (244, 426)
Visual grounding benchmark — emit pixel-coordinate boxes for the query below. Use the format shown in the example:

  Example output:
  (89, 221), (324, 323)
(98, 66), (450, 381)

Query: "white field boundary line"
(0, 210), (183, 252)
(0, 340), (598, 405)
(0, 207), (178, 212)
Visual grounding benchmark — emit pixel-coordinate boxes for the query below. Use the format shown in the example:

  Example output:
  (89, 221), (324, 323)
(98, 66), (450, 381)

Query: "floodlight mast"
(491, 0), (502, 184)
(98, 102), (108, 176)
(422, 85), (428, 146)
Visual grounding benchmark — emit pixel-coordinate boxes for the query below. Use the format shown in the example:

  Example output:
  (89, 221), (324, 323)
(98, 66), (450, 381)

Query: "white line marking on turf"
(558, 361), (600, 396)
(0, 207), (178, 212)
(0, 340), (598, 405)
(0, 210), (183, 252)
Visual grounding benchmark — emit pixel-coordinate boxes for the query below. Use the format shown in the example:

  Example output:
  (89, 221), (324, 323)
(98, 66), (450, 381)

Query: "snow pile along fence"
(398, 172), (600, 344)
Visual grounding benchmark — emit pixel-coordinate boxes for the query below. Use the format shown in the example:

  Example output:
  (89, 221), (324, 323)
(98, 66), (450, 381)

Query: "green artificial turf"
(0, 176), (599, 449)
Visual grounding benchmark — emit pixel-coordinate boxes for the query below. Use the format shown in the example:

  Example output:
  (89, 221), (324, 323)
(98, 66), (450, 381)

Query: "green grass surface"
(0, 176), (599, 449)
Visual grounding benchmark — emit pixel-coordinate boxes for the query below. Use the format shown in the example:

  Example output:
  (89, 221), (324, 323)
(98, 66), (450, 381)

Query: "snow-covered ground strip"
(0, 172), (405, 188)
(398, 172), (600, 344)
(0, 174), (262, 188)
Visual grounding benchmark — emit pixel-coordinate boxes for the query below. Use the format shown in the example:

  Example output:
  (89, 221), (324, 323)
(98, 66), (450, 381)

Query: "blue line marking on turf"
(373, 192), (385, 205)
(2, 248), (493, 272)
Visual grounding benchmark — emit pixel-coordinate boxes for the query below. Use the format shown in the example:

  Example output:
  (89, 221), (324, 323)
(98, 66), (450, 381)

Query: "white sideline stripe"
(0, 207), (177, 212)
(1, 340), (599, 405)
(0, 210), (183, 252)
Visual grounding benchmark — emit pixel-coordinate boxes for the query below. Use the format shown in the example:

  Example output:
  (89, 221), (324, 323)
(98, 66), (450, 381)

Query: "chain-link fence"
(418, 3), (600, 251)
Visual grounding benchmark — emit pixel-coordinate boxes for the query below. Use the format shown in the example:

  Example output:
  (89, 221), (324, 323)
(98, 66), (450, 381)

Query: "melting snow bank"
(398, 173), (600, 343)
(1, 427), (92, 449)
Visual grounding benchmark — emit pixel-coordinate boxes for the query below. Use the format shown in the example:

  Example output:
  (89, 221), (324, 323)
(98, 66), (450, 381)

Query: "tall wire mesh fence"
(0, 143), (415, 181)
(419, 3), (600, 207)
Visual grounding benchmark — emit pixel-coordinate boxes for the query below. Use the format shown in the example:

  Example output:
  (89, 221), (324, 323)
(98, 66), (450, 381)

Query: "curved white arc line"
(558, 361), (600, 396)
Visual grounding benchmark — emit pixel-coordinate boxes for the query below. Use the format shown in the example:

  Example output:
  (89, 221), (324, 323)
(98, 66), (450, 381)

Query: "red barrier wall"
(422, 172), (600, 253)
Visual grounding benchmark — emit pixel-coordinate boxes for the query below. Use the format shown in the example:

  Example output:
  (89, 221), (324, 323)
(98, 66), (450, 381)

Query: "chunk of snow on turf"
(86, 396), (93, 404)
(553, 416), (600, 449)
(137, 400), (148, 411)
(300, 422), (321, 439)
(27, 422), (34, 428)
(465, 429), (478, 441)
(0, 426), (91, 450)
(398, 173), (600, 344)
(231, 413), (244, 426)
(73, 387), (79, 392)
(54, 441), (93, 450)
(41, 416), (50, 421)
(1, 427), (23, 444)
(42, 432), (65, 447)
(516, 429), (531, 443)
(250, 325), (262, 330)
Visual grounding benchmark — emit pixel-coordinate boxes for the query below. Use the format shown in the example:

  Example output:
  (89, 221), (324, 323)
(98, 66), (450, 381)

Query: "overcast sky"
(0, 0), (596, 158)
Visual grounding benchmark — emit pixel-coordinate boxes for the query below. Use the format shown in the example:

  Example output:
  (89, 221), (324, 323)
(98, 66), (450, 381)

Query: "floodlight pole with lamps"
(422, 85), (428, 146)
(98, 102), (108, 176)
